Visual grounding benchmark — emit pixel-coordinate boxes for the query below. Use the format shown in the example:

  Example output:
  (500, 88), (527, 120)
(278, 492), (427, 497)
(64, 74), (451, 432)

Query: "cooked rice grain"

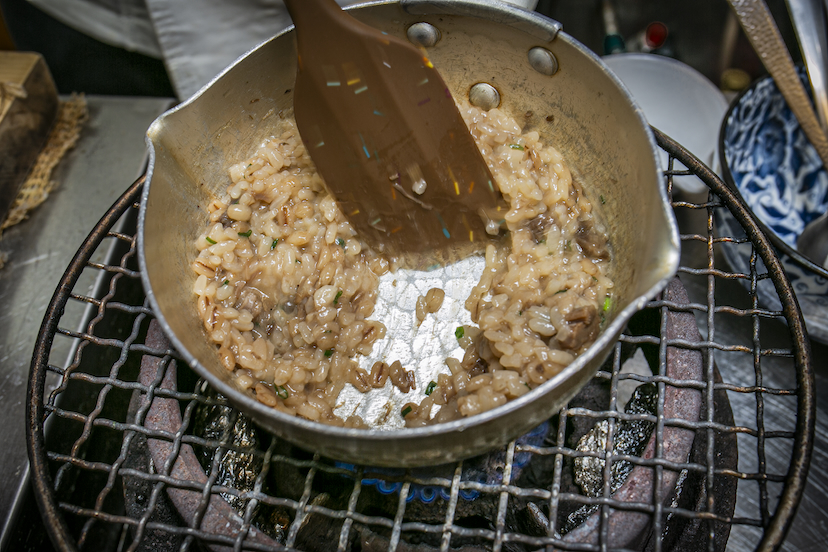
(193, 104), (612, 428)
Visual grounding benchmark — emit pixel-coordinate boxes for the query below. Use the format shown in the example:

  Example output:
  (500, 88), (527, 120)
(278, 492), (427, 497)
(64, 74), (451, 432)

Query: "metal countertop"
(0, 95), (173, 550)
(0, 95), (826, 551)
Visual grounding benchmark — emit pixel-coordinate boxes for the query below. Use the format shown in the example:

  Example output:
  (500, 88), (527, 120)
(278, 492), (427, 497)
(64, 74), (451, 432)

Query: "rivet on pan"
(469, 83), (500, 111)
(528, 47), (558, 76)
(407, 22), (441, 48)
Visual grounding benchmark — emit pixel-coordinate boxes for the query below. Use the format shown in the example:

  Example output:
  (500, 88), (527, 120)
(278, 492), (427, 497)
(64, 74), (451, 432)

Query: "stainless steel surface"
(0, 95), (172, 548)
(138, 0), (679, 466)
(785, 0), (828, 131)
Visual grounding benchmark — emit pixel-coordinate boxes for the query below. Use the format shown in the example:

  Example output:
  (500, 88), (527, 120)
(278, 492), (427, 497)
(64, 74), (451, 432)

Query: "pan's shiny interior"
(138, 0), (679, 466)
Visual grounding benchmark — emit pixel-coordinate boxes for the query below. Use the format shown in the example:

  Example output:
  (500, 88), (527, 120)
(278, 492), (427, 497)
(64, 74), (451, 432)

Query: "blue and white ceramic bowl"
(719, 68), (828, 342)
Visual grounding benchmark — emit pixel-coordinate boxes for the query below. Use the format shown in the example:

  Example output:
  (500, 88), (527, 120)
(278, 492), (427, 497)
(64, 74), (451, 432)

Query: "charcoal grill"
(26, 130), (815, 551)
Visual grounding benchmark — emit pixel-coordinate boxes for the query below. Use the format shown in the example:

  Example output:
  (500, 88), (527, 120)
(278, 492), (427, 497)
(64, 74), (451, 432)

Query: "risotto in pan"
(192, 103), (613, 428)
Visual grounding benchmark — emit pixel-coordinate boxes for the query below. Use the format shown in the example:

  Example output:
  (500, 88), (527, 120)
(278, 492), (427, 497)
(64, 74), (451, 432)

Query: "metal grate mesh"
(27, 131), (814, 552)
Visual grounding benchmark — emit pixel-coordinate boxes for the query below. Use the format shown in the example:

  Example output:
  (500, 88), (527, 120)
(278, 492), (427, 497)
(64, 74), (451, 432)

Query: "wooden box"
(0, 52), (58, 225)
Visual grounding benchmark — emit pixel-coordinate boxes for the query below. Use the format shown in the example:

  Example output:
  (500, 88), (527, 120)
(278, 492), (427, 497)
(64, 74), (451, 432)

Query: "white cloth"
(28, 0), (162, 58)
(28, 0), (538, 100)
(145, 0), (378, 99)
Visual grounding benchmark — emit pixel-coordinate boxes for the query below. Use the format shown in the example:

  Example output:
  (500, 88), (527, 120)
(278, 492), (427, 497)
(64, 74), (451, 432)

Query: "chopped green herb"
(425, 381), (437, 395)
(509, 144), (525, 151)
(295, 259), (301, 263)
(555, 288), (568, 294)
(222, 280), (229, 286)
(592, 276), (599, 282)
(247, 163), (253, 168)
(600, 194), (606, 204)
(455, 326), (464, 339)
(325, 330), (331, 333)
(238, 229), (252, 238)
(324, 349), (334, 357)
(540, 238), (547, 244)
(334, 290), (343, 304)
(565, 240), (571, 251)
(401, 405), (412, 417)
(336, 238), (346, 248)
(519, 310), (523, 316)
(205, 236), (217, 245)
(525, 382), (531, 389)
(271, 238), (279, 249)
(276, 385), (289, 399)
(603, 295), (612, 312)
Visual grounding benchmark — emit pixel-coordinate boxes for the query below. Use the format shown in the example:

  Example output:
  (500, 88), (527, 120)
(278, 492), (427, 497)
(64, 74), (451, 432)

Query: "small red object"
(645, 22), (668, 49)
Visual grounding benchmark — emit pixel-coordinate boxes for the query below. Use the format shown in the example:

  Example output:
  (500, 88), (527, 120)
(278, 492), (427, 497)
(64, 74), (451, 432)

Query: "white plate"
(603, 53), (729, 194)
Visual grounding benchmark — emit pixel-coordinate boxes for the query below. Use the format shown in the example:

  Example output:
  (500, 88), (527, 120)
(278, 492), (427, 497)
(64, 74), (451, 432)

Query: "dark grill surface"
(27, 130), (814, 552)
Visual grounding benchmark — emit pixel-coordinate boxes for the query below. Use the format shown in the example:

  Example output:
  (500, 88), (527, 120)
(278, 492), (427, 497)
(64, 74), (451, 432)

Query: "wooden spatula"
(283, 0), (506, 267)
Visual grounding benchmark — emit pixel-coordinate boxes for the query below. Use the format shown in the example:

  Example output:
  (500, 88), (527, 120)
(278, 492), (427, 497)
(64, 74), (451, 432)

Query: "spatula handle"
(284, 0), (352, 37)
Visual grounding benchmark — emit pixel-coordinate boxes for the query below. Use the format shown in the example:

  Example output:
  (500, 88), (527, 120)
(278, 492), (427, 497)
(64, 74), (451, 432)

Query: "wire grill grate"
(27, 131), (814, 552)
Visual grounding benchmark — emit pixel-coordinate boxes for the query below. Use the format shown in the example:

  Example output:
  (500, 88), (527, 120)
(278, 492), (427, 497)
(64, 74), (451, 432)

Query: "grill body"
(26, 131), (815, 551)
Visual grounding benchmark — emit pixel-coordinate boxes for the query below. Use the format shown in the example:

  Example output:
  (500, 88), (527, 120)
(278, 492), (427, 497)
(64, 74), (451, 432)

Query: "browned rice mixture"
(192, 104), (613, 428)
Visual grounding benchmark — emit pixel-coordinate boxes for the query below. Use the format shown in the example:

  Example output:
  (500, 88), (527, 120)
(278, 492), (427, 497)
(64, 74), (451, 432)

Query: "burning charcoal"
(193, 395), (302, 542)
(295, 493), (349, 551)
(559, 384), (657, 534)
(514, 502), (554, 539)
(193, 392), (261, 512)
(358, 527), (493, 552)
(123, 393), (186, 551)
(573, 383), (657, 498)
(260, 506), (291, 544)
(563, 503), (599, 535)
(332, 421), (551, 550)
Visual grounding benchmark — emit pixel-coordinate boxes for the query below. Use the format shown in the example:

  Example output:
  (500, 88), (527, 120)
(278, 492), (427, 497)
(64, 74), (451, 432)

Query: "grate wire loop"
(26, 135), (815, 552)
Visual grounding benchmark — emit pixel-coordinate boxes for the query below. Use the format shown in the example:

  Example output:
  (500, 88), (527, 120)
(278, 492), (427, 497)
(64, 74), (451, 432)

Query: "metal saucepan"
(138, 0), (679, 467)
